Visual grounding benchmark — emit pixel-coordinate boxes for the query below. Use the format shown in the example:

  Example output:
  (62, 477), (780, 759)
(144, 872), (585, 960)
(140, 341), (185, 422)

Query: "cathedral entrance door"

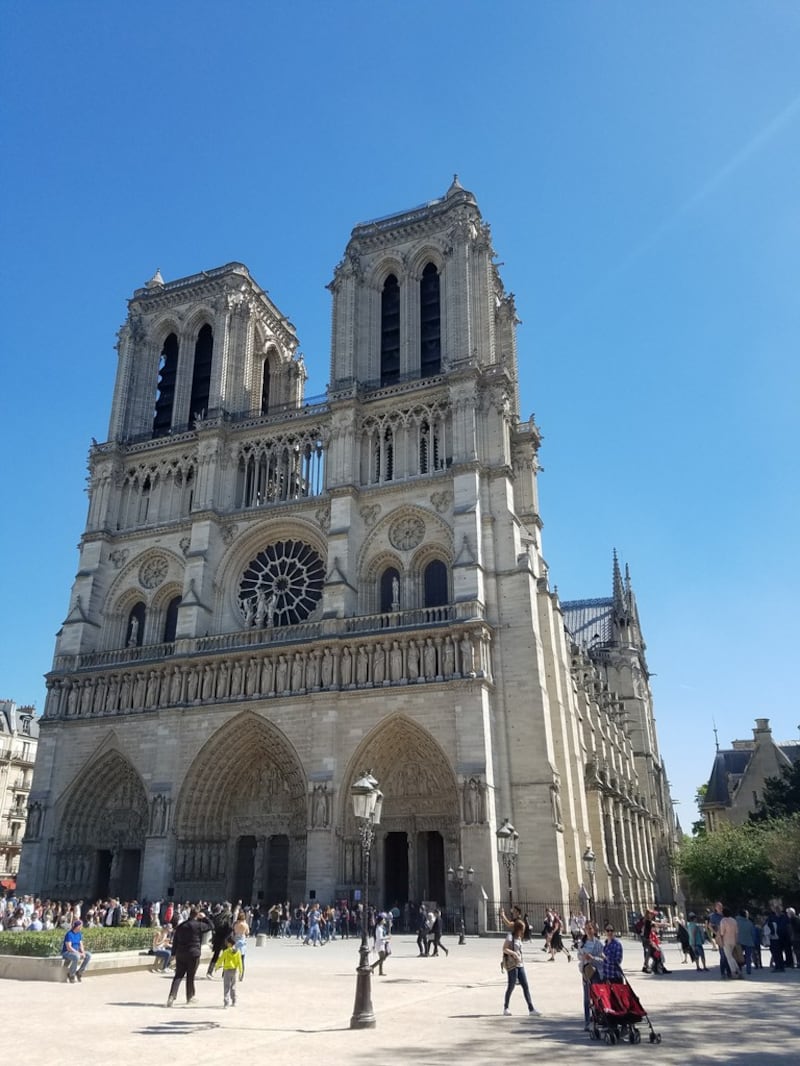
(234, 835), (256, 904)
(384, 832), (409, 909)
(119, 848), (141, 900)
(266, 835), (289, 904)
(94, 849), (112, 900)
(417, 831), (446, 905)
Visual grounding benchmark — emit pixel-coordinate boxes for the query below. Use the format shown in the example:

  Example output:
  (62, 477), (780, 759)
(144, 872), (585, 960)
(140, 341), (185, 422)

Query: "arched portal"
(54, 751), (148, 900)
(174, 712), (307, 903)
(340, 715), (459, 913)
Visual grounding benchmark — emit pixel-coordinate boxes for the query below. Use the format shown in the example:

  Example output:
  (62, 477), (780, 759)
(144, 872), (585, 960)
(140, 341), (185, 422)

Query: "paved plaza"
(13, 936), (800, 1065)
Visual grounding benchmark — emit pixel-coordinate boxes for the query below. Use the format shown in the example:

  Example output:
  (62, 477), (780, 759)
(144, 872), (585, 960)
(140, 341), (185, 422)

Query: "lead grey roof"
(561, 598), (614, 650)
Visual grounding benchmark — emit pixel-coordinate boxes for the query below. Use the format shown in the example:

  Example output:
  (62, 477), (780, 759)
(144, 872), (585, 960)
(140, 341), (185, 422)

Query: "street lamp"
(582, 846), (596, 922)
(350, 771), (383, 1030)
(447, 862), (475, 944)
(496, 818), (519, 909)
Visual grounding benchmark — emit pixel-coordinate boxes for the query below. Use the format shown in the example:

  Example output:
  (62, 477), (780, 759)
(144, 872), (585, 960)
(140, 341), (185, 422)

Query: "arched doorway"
(340, 715), (460, 912)
(174, 712), (306, 904)
(53, 750), (148, 900)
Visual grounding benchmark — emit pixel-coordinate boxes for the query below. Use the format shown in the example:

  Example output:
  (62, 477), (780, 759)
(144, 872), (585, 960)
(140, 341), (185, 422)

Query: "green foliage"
(750, 760), (800, 822)
(0, 926), (154, 957)
(676, 822), (775, 908)
(760, 813), (800, 898)
(692, 783), (709, 837)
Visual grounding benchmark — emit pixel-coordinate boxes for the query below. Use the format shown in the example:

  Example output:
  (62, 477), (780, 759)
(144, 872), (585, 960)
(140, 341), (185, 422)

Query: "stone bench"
(0, 950), (160, 983)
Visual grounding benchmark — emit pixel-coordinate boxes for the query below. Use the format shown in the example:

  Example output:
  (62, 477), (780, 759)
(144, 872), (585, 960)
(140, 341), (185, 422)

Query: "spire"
(145, 268), (164, 289)
(612, 549), (625, 612)
(446, 173), (464, 197)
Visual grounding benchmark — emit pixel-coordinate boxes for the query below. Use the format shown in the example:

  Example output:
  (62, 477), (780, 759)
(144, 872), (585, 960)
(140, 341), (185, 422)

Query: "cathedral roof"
(561, 598), (614, 649)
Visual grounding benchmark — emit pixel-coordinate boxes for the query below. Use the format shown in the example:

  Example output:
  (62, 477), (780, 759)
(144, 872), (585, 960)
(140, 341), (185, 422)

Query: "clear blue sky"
(2, 1), (798, 826)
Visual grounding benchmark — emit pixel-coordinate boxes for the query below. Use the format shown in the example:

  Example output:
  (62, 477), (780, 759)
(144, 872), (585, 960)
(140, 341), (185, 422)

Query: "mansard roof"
(704, 749), (752, 806)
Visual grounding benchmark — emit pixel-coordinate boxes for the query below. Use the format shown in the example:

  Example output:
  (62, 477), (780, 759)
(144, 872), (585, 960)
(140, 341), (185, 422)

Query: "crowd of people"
(5, 890), (799, 1021)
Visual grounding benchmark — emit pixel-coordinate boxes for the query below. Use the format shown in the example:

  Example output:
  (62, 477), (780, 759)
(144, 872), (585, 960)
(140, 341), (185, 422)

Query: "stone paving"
(12, 935), (800, 1065)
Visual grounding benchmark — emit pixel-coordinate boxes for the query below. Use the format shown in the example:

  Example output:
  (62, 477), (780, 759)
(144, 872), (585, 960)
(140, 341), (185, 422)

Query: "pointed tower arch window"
(420, 262), (441, 377)
(162, 595), (181, 644)
(423, 559), (448, 608)
(380, 274), (400, 386)
(260, 358), (271, 415)
(189, 323), (213, 422)
(153, 332), (178, 438)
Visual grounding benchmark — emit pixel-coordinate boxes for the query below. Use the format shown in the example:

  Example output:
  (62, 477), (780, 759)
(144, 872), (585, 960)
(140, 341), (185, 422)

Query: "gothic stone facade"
(20, 180), (676, 912)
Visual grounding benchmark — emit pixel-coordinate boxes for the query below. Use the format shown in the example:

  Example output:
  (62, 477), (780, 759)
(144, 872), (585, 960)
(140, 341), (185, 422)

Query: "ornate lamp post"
(350, 771), (383, 1030)
(496, 818), (519, 909)
(582, 846), (596, 922)
(447, 862), (475, 944)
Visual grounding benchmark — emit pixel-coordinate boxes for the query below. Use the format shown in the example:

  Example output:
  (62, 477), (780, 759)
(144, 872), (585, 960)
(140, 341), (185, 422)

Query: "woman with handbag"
(502, 919), (541, 1016)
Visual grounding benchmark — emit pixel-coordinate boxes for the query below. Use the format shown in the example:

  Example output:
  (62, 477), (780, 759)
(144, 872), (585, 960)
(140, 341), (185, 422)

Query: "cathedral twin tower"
(20, 179), (677, 918)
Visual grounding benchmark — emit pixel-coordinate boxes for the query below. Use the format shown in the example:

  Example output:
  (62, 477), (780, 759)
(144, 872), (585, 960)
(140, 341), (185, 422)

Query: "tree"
(750, 760), (800, 822)
(761, 813), (800, 898)
(691, 783), (708, 837)
(676, 823), (775, 908)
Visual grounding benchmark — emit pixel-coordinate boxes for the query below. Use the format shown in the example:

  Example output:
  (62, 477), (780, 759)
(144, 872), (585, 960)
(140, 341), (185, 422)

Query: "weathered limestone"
(19, 182), (677, 916)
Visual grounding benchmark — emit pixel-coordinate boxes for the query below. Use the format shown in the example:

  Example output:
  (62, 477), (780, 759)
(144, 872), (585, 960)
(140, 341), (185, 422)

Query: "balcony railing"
(53, 601), (486, 672)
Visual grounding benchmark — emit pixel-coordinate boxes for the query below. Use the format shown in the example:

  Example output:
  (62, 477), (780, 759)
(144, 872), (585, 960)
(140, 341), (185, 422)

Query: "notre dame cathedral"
(20, 179), (677, 918)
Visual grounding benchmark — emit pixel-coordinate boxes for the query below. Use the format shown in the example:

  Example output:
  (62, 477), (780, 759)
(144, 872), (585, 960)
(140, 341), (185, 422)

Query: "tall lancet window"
(260, 358), (271, 415)
(420, 262), (441, 377)
(189, 323), (213, 422)
(380, 274), (400, 386)
(153, 332), (179, 438)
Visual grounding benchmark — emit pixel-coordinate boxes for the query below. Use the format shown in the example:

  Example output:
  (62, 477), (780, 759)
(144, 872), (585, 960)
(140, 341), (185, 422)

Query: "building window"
(260, 359), (271, 415)
(380, 274), (400, 386)
(163, 596), (181, 644)
(153, 332), (179, 437)
(423, 560), (448, 608)
(374, 427), (394, 482)
(380, 568), (400, 613)
(127, 602), (146, 647)
(420, 262), (441, 377)
(189, 323), (213, 421)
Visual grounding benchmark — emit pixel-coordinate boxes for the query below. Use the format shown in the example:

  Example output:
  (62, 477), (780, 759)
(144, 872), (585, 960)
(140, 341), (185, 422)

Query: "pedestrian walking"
(214, 934), (243, 1007)
(370, 914), (391, 976)
(430, 909), (449, 957)
(502, 918), (541, 1017)
(167, 906), (213, 1007)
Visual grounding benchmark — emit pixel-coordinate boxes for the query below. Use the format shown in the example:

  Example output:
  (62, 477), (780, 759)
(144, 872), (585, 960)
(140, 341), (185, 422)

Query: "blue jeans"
(63, 950), (91, 978)
(504, 965), (534, 1011)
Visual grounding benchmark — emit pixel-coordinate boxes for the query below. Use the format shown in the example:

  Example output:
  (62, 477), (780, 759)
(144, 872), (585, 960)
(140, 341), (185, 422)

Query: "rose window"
(238, 540), (324, 627)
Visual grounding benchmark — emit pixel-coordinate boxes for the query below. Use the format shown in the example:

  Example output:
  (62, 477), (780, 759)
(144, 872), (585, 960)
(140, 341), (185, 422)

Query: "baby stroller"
(588, 976), (661, 1045)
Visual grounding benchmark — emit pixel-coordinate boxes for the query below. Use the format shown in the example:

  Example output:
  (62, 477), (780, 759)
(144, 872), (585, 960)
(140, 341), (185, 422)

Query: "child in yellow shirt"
(214, 934), (243, 1007)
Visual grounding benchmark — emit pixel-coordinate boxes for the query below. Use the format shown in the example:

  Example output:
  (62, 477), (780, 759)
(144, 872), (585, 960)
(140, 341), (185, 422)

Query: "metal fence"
(485, 899), (631, 937)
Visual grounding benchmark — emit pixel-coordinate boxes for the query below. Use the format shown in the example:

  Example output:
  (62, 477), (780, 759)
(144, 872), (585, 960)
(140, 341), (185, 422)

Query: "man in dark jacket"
(206, 904), (233, 978)
(167, 907), (213, 1006)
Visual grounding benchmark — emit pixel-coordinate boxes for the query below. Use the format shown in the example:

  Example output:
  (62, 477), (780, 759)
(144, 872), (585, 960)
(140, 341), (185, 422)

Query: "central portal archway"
(174, 712), (307, 903)
(340, 715), (459, 911)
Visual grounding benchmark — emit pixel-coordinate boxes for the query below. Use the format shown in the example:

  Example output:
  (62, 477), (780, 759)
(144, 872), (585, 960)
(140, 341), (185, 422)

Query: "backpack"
(633, 917), (644, 936)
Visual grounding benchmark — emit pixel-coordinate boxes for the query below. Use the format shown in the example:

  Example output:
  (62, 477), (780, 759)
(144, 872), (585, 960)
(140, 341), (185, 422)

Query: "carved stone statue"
(341, 646), (352, 686)
(356, 646), (369, 685)
(373, 644), (385, 684)
(321, 648), (333, 687)
(407, 640), (419, 680)
(423, 639), (436, 679)
(390, 641), (402, 681)
(311, 784), (329, 828)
